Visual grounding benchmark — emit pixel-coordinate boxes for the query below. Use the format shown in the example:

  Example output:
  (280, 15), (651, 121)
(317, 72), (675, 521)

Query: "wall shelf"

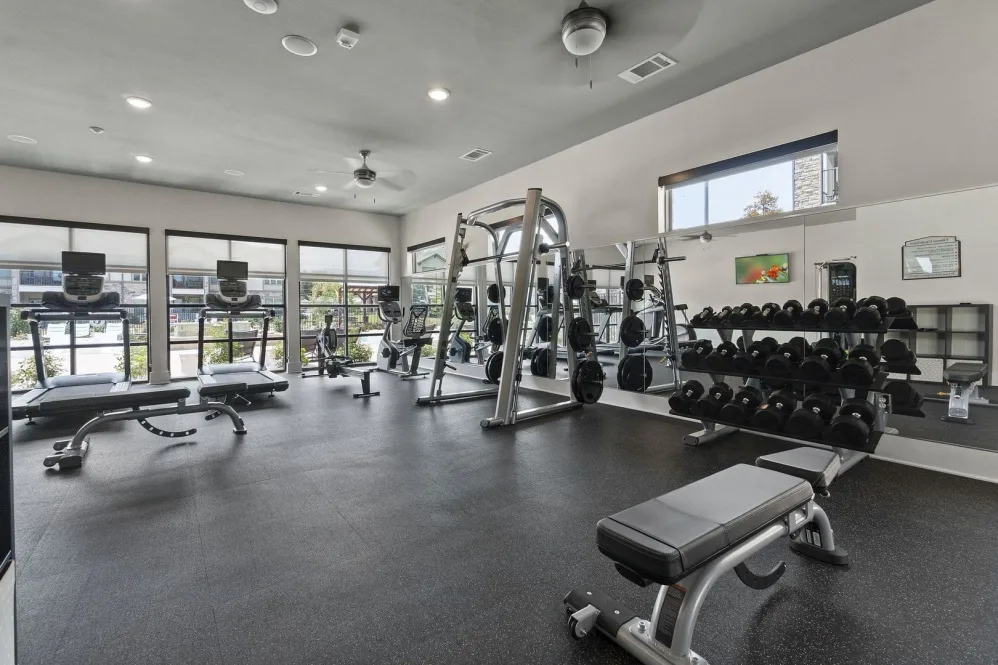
(885, 303), (992, 386)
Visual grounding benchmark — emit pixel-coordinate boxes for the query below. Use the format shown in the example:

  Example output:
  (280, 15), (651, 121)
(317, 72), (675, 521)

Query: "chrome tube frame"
(657, 238), (683, 393)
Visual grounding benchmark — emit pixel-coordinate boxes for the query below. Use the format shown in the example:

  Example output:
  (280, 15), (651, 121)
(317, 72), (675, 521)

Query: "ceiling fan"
(675, 229), (741, 249)
(316, 150), (416, 198)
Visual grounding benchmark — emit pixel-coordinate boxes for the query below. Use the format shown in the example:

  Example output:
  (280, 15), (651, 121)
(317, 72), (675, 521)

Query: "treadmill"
(13, 251), (132, 421)
(196, 260), (289, 398)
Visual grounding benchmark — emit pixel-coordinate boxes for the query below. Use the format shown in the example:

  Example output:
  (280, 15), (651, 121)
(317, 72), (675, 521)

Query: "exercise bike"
(375, 285), (431, 380)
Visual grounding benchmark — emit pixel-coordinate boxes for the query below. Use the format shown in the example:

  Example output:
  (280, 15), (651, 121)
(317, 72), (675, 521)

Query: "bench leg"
(789, 503), (849, 565)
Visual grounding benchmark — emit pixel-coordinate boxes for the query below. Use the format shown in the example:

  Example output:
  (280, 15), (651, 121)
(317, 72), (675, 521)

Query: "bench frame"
(565, 497), (842, 665)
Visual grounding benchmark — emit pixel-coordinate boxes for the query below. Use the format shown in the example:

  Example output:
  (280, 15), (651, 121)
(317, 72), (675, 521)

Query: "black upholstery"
(37, 388), (192, 416)
(596, 465), (812, 585)
(944, 362), (988, 384)
(756, 447), (841, 490)
(198, 382), (249, 397)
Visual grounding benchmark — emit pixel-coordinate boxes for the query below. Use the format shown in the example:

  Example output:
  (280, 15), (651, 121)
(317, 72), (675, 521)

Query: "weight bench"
(40, 383), (248, 471)
(565, 448), (847, 665)
(941, 362), (990, 424)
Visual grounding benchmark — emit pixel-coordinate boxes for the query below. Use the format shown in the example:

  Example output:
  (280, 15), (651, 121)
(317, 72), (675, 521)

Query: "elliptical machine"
(376, 285), (431, 380)
(446, 287), (476, 365)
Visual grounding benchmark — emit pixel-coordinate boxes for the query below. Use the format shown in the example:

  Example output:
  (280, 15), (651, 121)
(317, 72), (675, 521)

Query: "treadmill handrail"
(22, 308), (128, 322)
(198, 308), (276, 319)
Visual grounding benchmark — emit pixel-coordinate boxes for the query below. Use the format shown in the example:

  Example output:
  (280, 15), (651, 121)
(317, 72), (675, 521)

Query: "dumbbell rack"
(674, 321), (903, 473)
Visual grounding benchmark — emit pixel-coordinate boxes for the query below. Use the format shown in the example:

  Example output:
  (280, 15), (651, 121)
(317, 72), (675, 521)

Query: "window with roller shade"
(299, 242), (390, 367)
(166, 231), (287, 378)
(0, 217), (150, 390)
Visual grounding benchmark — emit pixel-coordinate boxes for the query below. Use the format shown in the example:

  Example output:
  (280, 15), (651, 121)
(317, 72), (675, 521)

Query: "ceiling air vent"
(617, 52), (676, 84)
(460, 148), (492, 162)
(293, 190), (318, 197)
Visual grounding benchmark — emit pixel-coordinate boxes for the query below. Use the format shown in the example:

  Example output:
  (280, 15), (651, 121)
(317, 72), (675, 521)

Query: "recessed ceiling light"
(314, 185), (328, 192)
(126, 96), (153, 110)
(224, 170), (245, 176)
(244, 0), (278, 14)
(428, 87), (450, 101)
(134, 155), (153, 164)
(89, 126), (105, 134)
(6, 135), (37, 144)
(282, 35), (318, 57)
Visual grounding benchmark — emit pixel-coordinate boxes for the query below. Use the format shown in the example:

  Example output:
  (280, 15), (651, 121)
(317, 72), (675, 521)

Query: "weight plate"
(619, 315), (646, 348)
(624, 278), (645, 301)
(484, 351), (504, 384)
(617, 355), (653, 392)
(487, 318), (505, 345)
(567, 275), (587, 300)
(486, 284), (505, 304)
(536, 314), (553, 342)
(572, 359), (605, 404)
(530, 348), (550, 377)
(568, 317), (593, 352)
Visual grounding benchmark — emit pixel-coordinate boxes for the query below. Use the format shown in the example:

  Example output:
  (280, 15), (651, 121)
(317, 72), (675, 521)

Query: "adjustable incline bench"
(565, 447), (847, 665)
(940, 361), (990, 424)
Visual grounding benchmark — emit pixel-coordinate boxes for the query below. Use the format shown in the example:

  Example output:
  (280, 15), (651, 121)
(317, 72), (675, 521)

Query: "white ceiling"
(0, 0), (932, 216)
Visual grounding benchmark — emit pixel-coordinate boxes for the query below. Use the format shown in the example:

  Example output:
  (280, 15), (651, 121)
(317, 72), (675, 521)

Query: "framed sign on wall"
(902, 236), (961, 280)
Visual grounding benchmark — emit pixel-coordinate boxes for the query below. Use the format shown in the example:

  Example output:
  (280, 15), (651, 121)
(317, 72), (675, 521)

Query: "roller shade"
(167, 235), (285, 278)
(73, 228), (147, 271)
(299, 245), (345, 281)
(0, 223), (69, 267)
(231, 241), (285, 278)
(346, 249), (389, 282)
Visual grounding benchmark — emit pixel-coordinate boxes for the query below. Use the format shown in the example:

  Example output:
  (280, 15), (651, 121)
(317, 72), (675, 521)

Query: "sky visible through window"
(672, 161), (794, 229)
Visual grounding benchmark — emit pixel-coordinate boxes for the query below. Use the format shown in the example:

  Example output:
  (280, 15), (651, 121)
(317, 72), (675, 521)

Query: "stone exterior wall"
(793, 155), (823, 210)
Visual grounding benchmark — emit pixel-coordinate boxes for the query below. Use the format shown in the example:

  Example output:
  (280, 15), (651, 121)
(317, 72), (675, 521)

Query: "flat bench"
(942, 361), (990, 424)
(565, 448), (847, 665)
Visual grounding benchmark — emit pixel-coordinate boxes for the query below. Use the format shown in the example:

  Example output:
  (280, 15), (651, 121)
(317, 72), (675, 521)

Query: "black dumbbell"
(798, 298), (829, 326)
(706, 306), (734, 326)
(751, 302), (782, 326)
(732, 337), (778, 373)
(823, 297), (857, 328)
(853, 296), (888, 329)
(786, 391), (837, 439)
(839, 343), (882, 386)
(690, 382), (734, 419)
(719, 385), (765, 424)
(750, 389), (797, 431)
(798, 338), (844, 382)
(886, 296), (910, 318)
(765, 336), (813, 377)
(680, 339), (713, 368)
(702, 341), (739, 372)
(668, 380), (705, 414)
(883, 380), (924, 411)
(690, 306), (715, 326)
(772, 300), (803, 327)
(881, 338), (915, 364)
(727, 303), (758, 325)
(829, 398), (877, 447)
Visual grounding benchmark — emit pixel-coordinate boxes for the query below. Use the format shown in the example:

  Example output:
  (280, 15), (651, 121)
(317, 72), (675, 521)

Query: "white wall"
(0, 166), (401, 381)
(402, 0), (998, 253)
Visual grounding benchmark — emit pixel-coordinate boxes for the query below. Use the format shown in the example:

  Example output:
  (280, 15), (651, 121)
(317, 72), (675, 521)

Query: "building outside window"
(0, 219), (149, 391)
(166, 232), (287, 378)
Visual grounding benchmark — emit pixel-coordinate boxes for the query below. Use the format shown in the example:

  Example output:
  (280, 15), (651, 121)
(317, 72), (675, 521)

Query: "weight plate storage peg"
(619, 315), (646, 348)
(617, 355), (653, 392)
(624, 278), (645, 301)
(484, 351), (504, 384)
(567, 317), (595, 352)
(572, 359), (605, 404)
(530, 347), (551, 377)
(567, 274), (588, 300)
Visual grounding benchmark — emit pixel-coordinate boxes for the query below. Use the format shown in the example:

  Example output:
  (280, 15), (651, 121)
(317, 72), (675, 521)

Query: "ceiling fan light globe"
(355, 177), (376, 189)
(561, 7), (607, 56)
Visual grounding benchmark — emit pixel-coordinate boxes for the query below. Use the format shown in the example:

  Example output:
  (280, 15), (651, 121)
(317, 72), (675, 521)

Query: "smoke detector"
(336, 28), (360, 49)
(244, 0), (278, 15)
(562, 1), (608, 57)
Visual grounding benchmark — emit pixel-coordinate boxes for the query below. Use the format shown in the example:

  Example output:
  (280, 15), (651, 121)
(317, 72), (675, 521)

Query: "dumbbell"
(706, 306), (734, 326)
(750, 389), (797, 431)
(823, 297), (857, 328)
(680, 339), (713, 368)
(727, 303), (758, 325)
(668, 380), (705, 414)
(764, 336), (813, 377)
(751, 302), (782, 326)
(798, 298), (829, 326)
(883, 380), (924, 411)
(881, 338), (916, 365)
(786, 391), (837, 439)
(702, 341), (739, 372)
(886, 296), (910, 318)
(732, 337), (778, 373)
(719, 385), (765, 424)
(798, 338), (844, 382)
(772, 300), (804, 327)
(690, 306), (715, 326)
(839, 343), (882, 386)
(690, 382), (734, 419)
(853, 296), (888, 328)
(829, 398), (877, 447)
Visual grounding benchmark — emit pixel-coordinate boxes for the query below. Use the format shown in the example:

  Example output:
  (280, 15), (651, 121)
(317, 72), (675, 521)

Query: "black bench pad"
(943, 362), (988, 384)
(37, 387), (192, 416)
(597, 465), (812, 586)
(198, 382), (249, 398)
(756, 447), (840, 490)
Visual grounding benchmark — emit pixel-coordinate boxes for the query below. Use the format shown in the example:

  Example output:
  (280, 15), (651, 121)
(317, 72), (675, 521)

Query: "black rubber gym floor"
(11, 373), (998, 664)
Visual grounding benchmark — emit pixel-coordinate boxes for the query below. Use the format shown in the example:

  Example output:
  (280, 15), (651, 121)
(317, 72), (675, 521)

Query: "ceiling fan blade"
(341, 179), (358, 190)
(378, 178), (406, 192)
(312, 169), (355, 177)
(343, 156), (364, 170)
(603, 0), (704, 45)
(377, 169), (417, 188)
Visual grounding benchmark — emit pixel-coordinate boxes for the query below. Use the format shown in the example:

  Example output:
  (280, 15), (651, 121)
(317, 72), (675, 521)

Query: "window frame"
(407, 237), (447, 275)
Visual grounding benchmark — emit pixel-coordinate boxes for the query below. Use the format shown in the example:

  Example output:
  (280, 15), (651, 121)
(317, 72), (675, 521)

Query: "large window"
(661, 131), (838, 232)
(0, 219), (149, 391)
(167, 232), (286, 378)
(408, 238), (447, 275)
(299, 242), (390, 366)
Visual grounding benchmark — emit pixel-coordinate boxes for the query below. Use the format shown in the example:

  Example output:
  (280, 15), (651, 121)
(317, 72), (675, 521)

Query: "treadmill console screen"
(378, 285), (400, 302)
(217, 260), (249, 280)
(62, 251), (106, 275)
